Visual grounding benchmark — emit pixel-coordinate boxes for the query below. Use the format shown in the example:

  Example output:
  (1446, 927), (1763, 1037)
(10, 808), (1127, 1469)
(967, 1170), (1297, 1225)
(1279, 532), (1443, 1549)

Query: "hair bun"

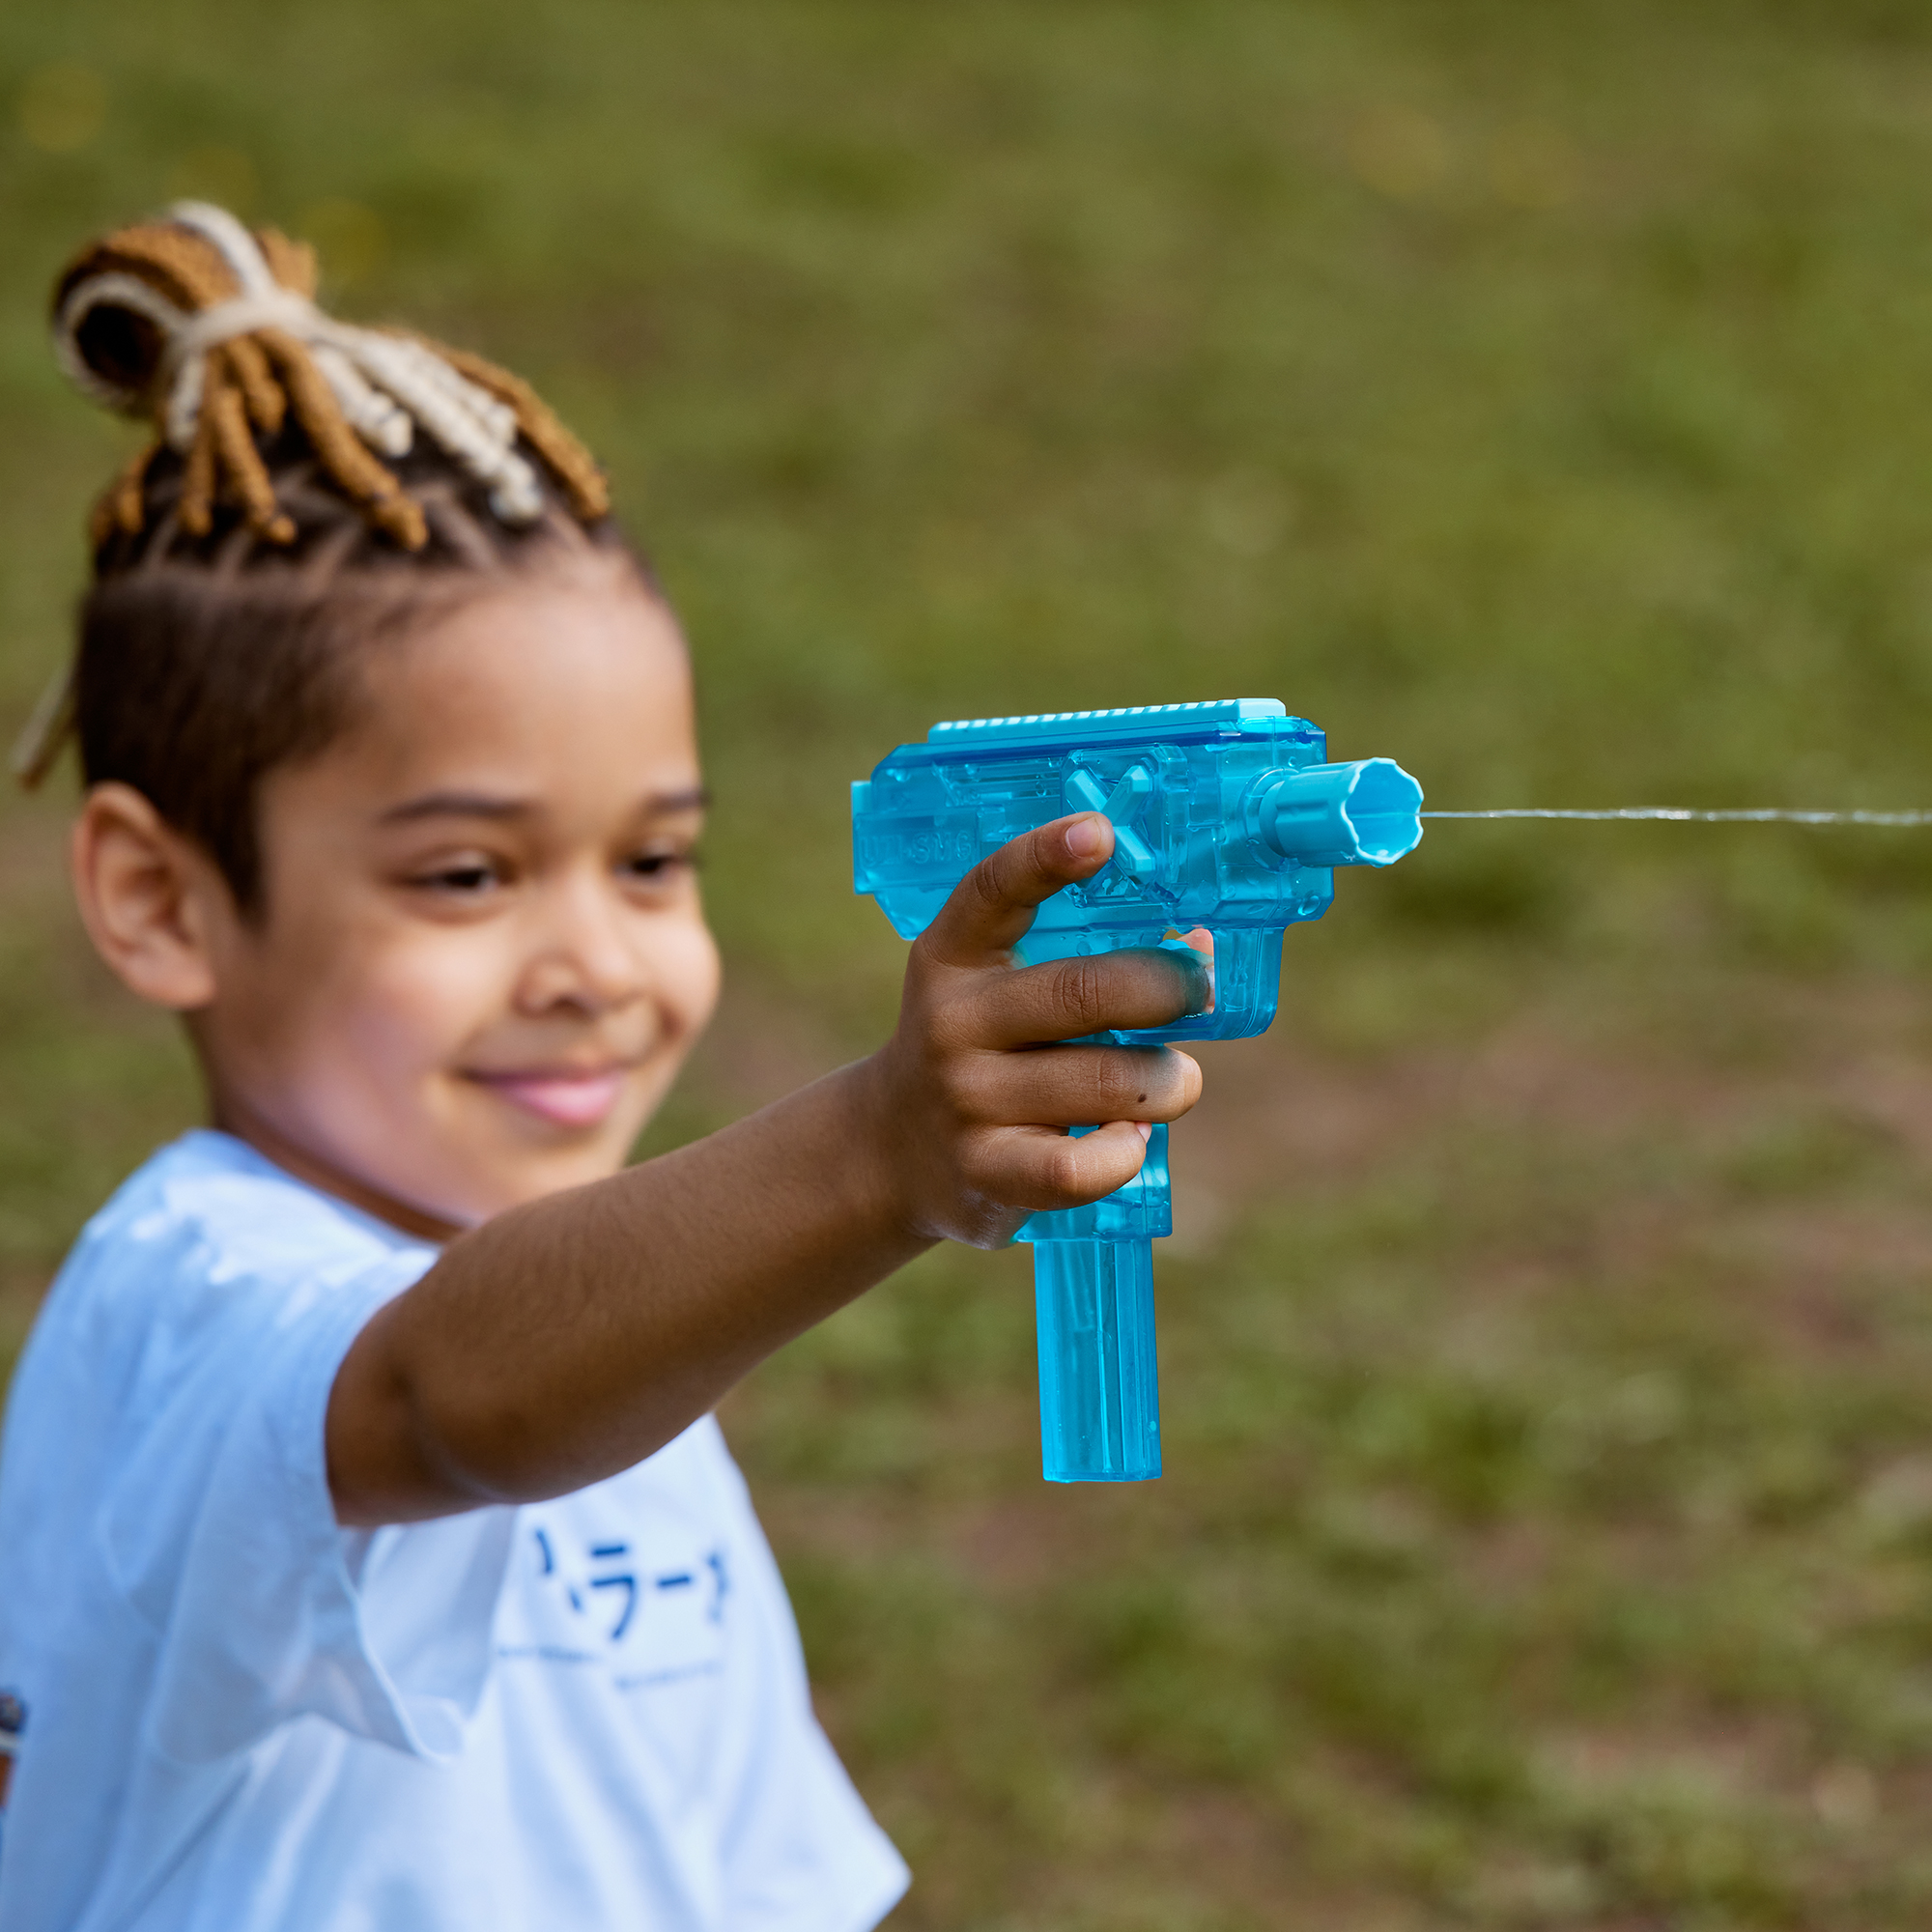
(50, 201), (609, 556)
(53, 209), (313, 412)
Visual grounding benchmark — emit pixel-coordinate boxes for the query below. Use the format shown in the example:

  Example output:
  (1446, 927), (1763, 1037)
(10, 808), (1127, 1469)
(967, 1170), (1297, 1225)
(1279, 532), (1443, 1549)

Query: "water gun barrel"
(1250, 756), (1424, 868)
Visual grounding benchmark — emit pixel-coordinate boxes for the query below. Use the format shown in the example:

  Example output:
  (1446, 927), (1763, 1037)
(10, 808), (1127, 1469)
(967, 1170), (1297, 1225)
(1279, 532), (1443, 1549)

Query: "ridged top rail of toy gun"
(924, 698), (1294, 748)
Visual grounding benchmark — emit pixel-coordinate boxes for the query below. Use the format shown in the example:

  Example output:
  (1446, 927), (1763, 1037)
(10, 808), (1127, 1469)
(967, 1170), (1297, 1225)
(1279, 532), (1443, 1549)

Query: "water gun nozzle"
(1251, 757), (1424, 868)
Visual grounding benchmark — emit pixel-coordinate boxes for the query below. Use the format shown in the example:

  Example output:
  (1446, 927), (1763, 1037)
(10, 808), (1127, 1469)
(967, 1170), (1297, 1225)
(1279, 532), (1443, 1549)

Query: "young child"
(0, 205), (1206, 1929)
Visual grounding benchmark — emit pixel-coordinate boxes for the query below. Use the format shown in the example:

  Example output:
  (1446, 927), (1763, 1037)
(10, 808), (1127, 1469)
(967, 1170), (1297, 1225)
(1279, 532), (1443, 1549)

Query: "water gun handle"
(1016, 1121), (1171, 1481)
(1031, 1237), (1161, 1481)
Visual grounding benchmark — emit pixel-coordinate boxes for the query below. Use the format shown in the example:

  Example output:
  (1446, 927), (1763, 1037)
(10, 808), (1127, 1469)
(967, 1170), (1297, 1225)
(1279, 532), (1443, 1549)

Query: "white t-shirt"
(0, 1131), (908, 1931)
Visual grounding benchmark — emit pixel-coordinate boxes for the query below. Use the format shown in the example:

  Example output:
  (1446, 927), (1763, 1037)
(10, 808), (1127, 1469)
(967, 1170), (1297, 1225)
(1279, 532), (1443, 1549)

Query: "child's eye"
(621, 848), (696, 885)
(412, 858), (507, 895)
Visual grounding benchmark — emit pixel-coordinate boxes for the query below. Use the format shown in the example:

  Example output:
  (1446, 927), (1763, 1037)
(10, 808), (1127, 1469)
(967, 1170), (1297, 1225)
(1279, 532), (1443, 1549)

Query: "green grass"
(733, 951), (1932, 1928)
(11, 1), (1932, 1923)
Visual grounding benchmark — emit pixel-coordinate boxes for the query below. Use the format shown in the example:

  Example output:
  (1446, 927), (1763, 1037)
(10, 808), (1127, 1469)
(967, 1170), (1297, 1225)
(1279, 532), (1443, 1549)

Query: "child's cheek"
(355, 927), (512, 1070)
(663, 918), (724, 1039)
(293, 928), (509, 1157)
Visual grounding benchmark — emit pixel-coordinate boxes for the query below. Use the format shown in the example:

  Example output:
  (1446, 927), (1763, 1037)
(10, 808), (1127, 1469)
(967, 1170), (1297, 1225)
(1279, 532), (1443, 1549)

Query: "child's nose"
(516, 882), (648, 1015)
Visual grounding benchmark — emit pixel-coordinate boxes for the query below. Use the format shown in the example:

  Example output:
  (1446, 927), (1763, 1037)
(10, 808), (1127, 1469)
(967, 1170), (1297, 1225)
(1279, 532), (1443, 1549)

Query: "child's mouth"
(470, 1067), (629, 1127)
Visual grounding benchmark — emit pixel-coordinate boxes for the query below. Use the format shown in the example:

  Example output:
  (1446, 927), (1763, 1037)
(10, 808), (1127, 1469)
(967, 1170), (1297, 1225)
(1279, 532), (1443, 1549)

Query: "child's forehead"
(316, 578), (699, 810)
(385, 578), (687, 712)
(406, 568), (682, 668)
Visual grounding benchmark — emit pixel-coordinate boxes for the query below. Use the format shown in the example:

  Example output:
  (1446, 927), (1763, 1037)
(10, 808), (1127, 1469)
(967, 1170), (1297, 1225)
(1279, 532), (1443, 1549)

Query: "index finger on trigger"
(916, 813), (1115, 971)
(955, 945), (1212, 1049)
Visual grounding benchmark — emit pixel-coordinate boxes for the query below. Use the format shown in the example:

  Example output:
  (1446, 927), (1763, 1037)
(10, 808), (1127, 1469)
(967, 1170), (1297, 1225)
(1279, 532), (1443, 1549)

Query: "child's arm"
(327, 813), (1207, 1525)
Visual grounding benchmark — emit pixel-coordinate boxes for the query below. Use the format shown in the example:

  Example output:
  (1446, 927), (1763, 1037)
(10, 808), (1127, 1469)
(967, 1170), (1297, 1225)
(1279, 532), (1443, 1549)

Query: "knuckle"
(923, 997), (977, 1061)
(1042, 1133), (1094, 1203)
(955, 1131), (1003, 1197)
(1051, 958), (1108, 1034)
(936, 1055), (991, 1123)
(960, 1130), (1036, 1210)
(966, 856), (1010, 919)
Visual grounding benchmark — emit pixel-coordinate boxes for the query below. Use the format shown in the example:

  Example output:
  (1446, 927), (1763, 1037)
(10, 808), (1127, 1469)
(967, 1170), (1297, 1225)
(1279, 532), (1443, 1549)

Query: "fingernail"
(1136, 1121), (1152, 1143)
(1065, 816), (1106, 859)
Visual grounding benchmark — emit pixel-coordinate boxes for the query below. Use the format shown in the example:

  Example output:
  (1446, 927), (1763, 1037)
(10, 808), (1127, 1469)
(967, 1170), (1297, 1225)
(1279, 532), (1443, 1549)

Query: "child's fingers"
(917, 814), (1116, 971)
(950, 946), (1210, 1049)
(963, 1120), (1152, 1213)
(955, 1043), (1202, 1128)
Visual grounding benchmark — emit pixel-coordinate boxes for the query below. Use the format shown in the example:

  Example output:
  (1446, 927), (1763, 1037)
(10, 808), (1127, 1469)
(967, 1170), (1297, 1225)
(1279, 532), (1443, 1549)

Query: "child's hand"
(868, 810), (1208, 1248)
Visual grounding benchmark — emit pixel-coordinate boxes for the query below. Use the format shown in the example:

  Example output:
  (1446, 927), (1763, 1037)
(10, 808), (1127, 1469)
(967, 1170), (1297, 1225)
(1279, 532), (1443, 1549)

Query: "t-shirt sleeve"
(96, 1245), (516, 1767)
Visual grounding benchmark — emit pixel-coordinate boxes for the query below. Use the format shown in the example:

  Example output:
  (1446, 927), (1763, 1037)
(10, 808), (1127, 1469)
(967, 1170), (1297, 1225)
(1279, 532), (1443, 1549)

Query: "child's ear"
(70, 782), (226, 1011)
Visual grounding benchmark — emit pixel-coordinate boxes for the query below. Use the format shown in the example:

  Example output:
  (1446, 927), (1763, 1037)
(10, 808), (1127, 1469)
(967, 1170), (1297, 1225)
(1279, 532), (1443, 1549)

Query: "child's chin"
(428, 1086), (653, 1208)
(488, 1122), (638, 1190)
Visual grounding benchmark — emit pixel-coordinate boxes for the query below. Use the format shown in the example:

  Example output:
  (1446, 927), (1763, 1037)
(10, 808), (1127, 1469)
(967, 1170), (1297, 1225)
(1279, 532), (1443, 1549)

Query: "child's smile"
(182, 566), (721, 1237)
(466, 1063), (634, 1128)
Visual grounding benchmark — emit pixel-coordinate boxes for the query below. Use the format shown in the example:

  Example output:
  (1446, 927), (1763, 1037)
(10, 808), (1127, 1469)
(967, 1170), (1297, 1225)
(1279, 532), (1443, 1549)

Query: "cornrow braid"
(51, 424), (649, 914)
(14, 200), (659, 919)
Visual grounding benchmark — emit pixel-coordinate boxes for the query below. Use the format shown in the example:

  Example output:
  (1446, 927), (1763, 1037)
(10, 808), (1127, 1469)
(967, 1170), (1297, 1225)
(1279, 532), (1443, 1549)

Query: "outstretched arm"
(326, 812), (1208, 1525)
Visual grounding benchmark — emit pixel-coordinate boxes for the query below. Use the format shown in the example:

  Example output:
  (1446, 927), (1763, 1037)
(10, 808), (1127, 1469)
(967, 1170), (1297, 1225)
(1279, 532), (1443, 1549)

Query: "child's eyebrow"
(378, 786), (710, 826)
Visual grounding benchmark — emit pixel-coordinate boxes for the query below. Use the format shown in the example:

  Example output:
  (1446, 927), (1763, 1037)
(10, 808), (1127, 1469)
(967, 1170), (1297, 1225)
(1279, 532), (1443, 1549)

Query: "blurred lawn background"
(11, 1), (1932, 1924)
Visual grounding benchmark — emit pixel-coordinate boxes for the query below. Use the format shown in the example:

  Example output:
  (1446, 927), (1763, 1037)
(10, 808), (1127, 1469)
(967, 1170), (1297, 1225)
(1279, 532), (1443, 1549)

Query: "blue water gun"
(853, 699), (1423, 1483)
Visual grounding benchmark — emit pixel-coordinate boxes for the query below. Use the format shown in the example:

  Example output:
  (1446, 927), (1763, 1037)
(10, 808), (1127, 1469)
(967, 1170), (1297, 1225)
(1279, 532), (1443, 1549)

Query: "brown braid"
(50, 205), (611, 562)
(254, 327), (428, 549)
(206, 358), (294, 544)
(79, 222), (238, 311)
(178, 401), (219, 537)
(257, 228), (318, 299)
(414, 336), (611, 522)
(224, 333), (286, 436)
(89, 440), (157, 552)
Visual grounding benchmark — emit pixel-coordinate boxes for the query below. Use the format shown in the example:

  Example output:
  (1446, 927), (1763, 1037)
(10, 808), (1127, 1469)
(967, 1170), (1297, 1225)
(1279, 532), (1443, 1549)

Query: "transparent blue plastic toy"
(853, 699), (1423, 1483)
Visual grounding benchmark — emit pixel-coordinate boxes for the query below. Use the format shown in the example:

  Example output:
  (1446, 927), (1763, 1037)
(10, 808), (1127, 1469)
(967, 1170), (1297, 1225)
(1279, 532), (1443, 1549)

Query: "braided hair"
(15, 202), (653, 916)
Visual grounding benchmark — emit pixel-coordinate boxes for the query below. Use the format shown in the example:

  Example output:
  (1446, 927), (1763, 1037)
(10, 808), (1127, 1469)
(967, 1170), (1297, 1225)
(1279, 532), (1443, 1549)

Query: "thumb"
(918, 813), (1115, 969)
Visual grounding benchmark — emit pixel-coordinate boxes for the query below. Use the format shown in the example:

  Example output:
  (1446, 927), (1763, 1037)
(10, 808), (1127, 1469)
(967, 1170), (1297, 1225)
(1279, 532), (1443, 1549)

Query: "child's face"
(190, 570), (720, 1236)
